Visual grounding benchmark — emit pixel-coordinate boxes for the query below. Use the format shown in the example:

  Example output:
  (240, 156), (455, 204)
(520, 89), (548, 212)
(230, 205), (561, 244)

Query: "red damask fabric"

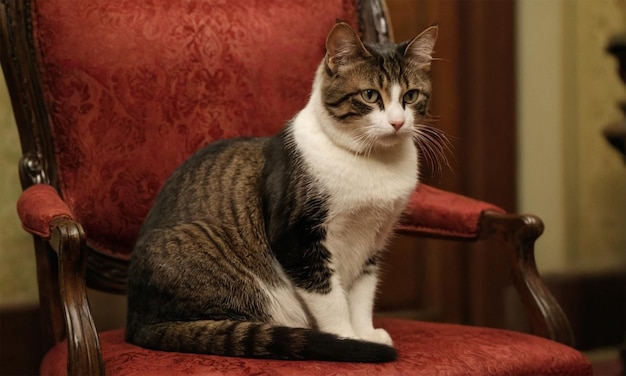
(32, 0), (358, 259)
(40, 318), (592, 376)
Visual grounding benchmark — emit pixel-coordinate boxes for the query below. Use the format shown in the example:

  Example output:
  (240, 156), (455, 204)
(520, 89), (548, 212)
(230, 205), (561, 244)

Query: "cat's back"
(140, 137), (270, 232)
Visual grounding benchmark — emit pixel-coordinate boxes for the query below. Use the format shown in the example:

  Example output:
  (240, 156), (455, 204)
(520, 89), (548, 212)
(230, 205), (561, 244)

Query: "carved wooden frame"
(477, 211), (574, 345)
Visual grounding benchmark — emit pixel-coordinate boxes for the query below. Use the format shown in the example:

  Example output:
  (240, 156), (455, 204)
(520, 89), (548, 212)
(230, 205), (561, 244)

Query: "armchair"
(1, 0), (591, 375)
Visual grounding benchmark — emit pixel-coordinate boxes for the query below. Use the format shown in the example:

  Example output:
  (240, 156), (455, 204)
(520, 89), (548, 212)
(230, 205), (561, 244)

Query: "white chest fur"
(291, 102), (418, 288)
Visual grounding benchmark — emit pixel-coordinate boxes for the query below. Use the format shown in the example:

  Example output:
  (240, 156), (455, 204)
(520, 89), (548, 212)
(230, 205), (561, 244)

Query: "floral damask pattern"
(33, 0), (357, 258)
(40, 318), (592, 376)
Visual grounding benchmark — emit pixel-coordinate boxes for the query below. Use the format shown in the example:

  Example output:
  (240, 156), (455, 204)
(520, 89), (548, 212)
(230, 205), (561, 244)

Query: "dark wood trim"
(385, 0), (517, 329)
(0, 0), (58, 190)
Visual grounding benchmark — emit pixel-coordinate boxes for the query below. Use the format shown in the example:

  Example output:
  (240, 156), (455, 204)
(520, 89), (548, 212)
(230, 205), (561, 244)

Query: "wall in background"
(565, 0), (625, 272)
(0, 73), (38, 307)
(0, 71), (43, 376)
(517, 0), (625, 274)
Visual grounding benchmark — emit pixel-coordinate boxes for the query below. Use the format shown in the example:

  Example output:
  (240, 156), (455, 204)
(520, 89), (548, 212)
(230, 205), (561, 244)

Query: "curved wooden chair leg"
(49, 218), (105, 376)
(478, 211), (575, 347)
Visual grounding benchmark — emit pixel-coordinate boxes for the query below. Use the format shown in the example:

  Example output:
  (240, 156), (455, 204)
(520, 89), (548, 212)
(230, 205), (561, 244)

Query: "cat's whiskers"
(412, 123), (453, 177)
(365, 131), (382, 158)
(362, 137), (377, 159)
(352, 127), (379, 158)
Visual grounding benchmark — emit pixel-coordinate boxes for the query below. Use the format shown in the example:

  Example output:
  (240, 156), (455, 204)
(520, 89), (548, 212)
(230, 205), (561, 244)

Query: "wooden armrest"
(479, 211), (575, 346)
(17, 185), (105, 375)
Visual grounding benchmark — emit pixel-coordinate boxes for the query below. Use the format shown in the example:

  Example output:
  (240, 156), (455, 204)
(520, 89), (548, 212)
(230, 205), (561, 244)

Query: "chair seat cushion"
(40, 318), (591, 375)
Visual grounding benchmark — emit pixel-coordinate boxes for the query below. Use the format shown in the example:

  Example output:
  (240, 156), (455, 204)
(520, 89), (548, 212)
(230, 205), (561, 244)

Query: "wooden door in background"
(377, 0), (518, 330)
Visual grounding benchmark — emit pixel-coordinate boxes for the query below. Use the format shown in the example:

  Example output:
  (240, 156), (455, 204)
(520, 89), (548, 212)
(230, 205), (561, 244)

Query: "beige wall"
(518, 0), (626, 274)
(0, 73), (38, 306)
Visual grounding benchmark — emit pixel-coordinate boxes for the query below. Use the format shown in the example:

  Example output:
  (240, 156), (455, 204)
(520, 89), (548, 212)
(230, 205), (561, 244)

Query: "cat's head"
(318, 22), (438, 155)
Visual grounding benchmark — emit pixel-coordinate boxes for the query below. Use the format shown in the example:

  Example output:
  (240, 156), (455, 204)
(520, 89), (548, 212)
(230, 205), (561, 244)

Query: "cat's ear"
(325, 22), (371, 73)
(404, 26), (438, 71)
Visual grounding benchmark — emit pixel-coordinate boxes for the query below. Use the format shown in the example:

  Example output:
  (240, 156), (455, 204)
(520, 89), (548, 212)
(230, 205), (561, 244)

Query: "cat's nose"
(389, 118), (405, 131)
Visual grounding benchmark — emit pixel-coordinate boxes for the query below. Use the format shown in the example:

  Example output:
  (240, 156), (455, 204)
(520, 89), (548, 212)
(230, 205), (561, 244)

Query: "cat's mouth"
(378, 126), (412, 140)
(371, 131), (409, 148)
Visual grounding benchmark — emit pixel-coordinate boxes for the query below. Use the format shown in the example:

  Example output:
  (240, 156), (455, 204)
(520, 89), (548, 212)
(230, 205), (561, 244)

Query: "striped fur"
(126, 23), (437, 363)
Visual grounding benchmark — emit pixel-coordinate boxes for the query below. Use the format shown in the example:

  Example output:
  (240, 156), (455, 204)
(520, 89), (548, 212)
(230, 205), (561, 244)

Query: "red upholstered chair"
(1, 0), (591, 375)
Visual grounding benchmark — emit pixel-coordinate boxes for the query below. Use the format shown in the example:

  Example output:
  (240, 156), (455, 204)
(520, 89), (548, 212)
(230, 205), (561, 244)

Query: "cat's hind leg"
(262, 283), (312, 329)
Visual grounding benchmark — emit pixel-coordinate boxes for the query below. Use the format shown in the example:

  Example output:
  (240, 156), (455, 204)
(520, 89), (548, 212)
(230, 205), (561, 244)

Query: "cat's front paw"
(360, 328), (393, 346)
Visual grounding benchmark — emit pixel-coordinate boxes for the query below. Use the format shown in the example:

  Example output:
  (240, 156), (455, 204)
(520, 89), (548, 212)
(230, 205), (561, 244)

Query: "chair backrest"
(1, 0), (392, 284)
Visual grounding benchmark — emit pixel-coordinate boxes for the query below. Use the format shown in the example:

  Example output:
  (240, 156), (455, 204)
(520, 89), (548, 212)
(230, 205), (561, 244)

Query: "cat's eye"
(361, 89), (380, 103)
(403, 90), (420, 104)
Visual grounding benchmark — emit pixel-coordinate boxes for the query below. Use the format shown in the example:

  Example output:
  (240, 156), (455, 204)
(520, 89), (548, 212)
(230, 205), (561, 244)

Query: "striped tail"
(127, 319), (397, 363)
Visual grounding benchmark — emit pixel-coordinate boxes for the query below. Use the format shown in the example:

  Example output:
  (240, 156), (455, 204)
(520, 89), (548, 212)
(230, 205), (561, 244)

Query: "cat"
(126, 22), (438, 363)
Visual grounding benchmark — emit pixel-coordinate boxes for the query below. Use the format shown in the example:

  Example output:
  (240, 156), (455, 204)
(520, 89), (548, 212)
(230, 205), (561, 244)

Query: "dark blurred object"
(607, 33), (626, 83)
(605, 32), (626, 161)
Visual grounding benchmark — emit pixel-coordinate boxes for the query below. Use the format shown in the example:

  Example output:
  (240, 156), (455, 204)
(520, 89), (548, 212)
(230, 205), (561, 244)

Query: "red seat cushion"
(40, 318), (591, 375)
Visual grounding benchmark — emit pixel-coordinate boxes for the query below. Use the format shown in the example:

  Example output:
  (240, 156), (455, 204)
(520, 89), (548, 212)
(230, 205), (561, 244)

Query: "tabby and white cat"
(126, 22), (438, 363)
